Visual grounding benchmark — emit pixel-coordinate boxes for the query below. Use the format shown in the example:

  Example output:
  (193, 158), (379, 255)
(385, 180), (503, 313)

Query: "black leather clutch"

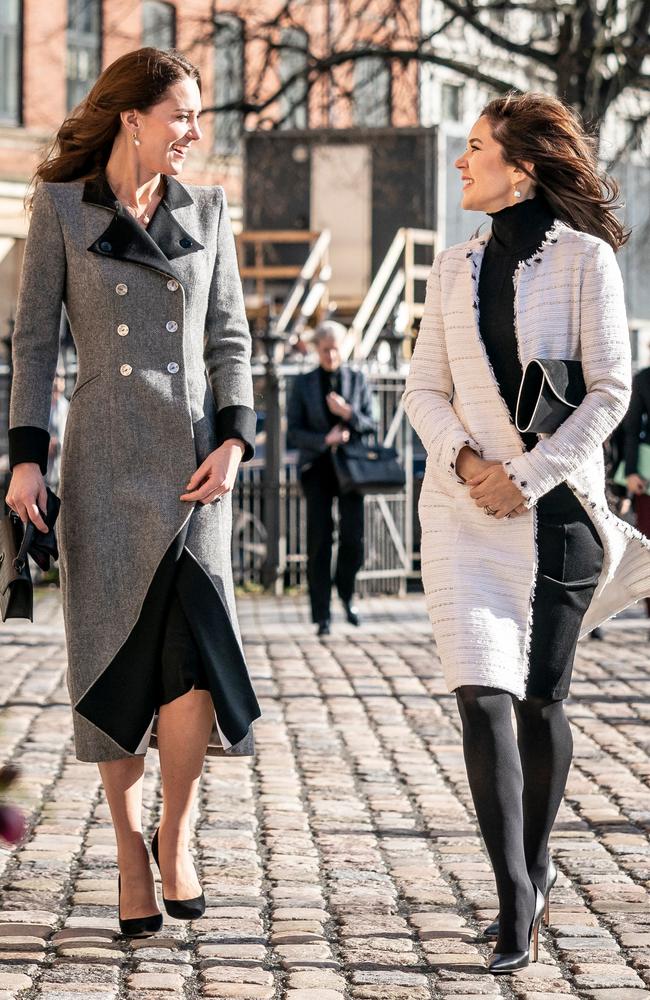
(515, 359), (586, 435)
(0, 513), (34, 622)
(0, 489), (61, 622)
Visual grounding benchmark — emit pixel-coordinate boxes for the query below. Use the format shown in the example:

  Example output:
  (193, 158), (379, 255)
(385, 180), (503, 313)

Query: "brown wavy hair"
(481, 91), (629, 251)
(32, 47), (200, 196)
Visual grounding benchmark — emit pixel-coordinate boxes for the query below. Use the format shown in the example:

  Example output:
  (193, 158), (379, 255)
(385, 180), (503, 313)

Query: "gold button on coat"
(117, 324), (129, 337)
(115, 283), (128, 295)
(167, 362), (180, 374)
(167, 279), (179, 291)
(120, 364), (132, 377)
(166, 320), (178, 333)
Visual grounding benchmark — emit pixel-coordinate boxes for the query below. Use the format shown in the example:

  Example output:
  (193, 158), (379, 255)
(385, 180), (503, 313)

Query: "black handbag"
(515, 359), (586, 435)
(0, 513), (34, 622)
(332, 437), (406, 495)
(0, 489), (61, 623)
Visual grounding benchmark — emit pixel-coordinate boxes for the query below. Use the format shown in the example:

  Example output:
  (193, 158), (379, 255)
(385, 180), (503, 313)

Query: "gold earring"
(132, 131), (141, 146)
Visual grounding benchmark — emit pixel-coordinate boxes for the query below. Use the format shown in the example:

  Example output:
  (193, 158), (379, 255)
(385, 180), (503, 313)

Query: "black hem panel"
(525, 508), (604, 701)
(215, 405), (256, 462)
(75, 518), (260, 755)
(8, 426), (50, 475)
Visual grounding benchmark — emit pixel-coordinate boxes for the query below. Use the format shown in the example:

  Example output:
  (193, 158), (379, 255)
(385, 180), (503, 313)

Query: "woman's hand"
(467, 463), (528, 519)
(325, 424), (350, 447)
(6, 464), (49, 532)
(180, 439), (245, 505)
(326, 391), (353, 422)
(626, 473), (647, 496)
(456, 446), (493, 483)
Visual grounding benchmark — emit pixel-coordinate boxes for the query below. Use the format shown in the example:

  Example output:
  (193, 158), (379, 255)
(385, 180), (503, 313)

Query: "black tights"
(455, 685), (573, 952)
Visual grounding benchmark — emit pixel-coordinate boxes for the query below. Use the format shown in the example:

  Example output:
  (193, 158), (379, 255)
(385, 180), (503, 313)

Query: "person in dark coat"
(623, 365), (650, 617)
(287, 321), (376, 635)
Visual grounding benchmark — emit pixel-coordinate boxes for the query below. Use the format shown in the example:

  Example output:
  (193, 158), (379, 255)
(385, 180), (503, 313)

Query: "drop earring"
(132, 131), (141, 146)
(514, 187), (522, 199)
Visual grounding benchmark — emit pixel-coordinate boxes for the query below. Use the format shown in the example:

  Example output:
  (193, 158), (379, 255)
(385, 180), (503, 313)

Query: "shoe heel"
(544, 894), (550, 926)
(532, 923), (539, 963)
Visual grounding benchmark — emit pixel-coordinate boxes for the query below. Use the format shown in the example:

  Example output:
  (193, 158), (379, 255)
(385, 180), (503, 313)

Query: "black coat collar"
(83, 171), (204, 280)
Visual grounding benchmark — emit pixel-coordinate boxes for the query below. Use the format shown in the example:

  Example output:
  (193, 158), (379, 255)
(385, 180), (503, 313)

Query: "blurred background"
(0, 0), (648, 596)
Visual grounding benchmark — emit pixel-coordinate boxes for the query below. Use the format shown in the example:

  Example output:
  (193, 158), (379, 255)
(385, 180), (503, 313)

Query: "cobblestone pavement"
(1, 589), (650, 1000)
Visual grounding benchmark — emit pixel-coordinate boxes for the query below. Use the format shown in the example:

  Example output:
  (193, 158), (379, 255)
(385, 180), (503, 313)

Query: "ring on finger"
(484, 505), (497, 516)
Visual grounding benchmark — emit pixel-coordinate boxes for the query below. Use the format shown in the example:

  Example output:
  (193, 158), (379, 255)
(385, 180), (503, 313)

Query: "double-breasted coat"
(403, 220), (650, 698)
(9, 172), (260, 761)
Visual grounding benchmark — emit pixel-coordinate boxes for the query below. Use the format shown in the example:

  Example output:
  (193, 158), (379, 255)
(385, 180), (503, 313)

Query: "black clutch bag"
(0, 489), (61, 623)
(0, 513), (33, 621)
(515, 359), (586, 435)
(332, 438), (406, 496)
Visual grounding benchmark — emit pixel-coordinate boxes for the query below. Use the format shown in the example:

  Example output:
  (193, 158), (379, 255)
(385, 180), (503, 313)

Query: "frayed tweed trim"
(514, 218), (566, 272)
(521, 504), (538, 693)
(466, 243), (524, 447)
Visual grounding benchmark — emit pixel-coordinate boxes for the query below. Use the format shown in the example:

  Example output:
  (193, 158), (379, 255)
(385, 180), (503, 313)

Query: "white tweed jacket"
(403, 219), (650, 697)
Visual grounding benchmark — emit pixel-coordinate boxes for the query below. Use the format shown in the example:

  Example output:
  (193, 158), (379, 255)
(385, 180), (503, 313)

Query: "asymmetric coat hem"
(9, 172), (260, 761)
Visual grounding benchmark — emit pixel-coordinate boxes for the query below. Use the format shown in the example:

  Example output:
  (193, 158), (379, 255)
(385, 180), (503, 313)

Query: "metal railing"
(340, 227), (436, 361)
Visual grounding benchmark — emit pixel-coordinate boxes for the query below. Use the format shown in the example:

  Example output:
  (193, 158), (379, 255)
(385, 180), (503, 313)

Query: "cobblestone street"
(1, 590), (649, 1000)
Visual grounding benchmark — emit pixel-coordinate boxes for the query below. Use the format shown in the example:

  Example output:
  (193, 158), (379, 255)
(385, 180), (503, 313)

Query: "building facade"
(0, 0), (648, 351)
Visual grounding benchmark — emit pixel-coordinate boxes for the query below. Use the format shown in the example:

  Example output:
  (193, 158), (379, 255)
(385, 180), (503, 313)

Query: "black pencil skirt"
(525, 484), (604, 701)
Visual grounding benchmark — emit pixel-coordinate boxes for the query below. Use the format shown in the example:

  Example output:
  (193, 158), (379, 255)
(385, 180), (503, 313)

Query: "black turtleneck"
(478, 195), (582, 519)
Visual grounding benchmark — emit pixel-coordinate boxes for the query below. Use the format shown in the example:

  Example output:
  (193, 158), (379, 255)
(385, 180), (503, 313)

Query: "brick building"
(0, 1), (648, 347)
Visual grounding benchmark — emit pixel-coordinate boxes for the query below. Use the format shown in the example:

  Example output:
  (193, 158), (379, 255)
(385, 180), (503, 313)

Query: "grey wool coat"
(9, 172), (260, 762)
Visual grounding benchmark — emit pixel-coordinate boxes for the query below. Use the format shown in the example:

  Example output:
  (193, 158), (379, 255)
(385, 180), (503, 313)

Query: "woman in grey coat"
(6, 48), (259, 936)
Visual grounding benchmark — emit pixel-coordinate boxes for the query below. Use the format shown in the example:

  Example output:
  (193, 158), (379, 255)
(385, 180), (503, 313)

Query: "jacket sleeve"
(402, 253), (482, 482)
(348, 371), (376, 436)
(623, 371), (646, 476)
(286, 378), (328, 453)
(204, 187), (256, 462)
(503, 241), (631, 507)
(9, 184), (65, 474)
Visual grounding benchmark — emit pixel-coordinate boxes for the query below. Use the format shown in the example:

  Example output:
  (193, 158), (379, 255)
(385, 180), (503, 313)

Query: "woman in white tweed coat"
(6, 50), (259, 937)
(404, 92), (650, 973)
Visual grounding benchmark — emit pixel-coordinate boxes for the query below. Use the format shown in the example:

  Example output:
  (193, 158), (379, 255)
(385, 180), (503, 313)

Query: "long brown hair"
(32, 47), (200, 194)
(481, 91), (628, 251)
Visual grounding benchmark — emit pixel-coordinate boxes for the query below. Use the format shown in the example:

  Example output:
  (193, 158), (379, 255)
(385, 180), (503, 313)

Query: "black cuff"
(215, 405), (256, 462)
(9, 426), (50, 475)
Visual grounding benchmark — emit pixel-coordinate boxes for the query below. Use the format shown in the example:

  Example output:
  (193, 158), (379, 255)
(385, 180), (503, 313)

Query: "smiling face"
(128, 76), (203, 176)
(454, 115), (535, 213)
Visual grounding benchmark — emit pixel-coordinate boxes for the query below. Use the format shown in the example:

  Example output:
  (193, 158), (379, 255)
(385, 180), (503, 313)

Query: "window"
(441, 81), (463, 122)
(66, 0), (101, 112)
(143, 0), (176, 50)
(279, 26), (308, 129)
(0, 0), (21, 124)
(352, 56), (390, 127)
(214, 14), (244, 155)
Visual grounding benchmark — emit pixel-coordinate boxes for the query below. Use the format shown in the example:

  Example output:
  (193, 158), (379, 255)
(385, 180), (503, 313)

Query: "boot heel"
(544, 894), (550, 926)
(532, 922), (539, 963)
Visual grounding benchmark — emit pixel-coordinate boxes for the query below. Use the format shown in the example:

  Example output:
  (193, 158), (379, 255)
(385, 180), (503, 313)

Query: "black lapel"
(84, 172), (204, 280)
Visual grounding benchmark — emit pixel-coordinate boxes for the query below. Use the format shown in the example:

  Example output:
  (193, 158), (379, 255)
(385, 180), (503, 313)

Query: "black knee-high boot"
(456, 685), (535, 952)
(514, 696), (573, 892)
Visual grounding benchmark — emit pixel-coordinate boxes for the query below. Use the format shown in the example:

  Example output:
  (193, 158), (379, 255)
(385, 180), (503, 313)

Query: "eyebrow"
(468, 137), (482, 145)
(174, 108), (202, 114)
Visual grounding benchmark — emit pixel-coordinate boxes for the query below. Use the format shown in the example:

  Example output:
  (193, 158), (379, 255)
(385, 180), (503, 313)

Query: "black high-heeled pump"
(117, 874), (163, 938)
(488, 886), (545, 974)
(484, 857), (557, 940)
(151, 827), (205, 920)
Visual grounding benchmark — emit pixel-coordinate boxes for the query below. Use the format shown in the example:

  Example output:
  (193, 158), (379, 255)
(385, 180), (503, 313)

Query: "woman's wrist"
(221, 438), (245, 453)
